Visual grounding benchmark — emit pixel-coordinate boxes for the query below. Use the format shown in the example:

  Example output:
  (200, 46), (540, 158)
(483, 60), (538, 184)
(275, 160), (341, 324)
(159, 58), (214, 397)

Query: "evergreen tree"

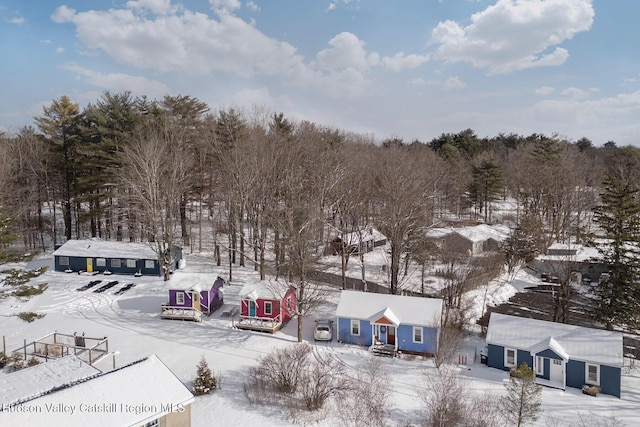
(501, 363), (542, 427)
(502, 226), (537, 277)
(592, 173), (640, 330)
(193, 356), (216, 395)
(469, 156), (503, 223)
(34, 95), (83, 241)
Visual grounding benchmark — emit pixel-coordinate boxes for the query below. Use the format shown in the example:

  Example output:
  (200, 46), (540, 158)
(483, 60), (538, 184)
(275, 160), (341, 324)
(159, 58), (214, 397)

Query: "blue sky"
(1, 0), (639, 146)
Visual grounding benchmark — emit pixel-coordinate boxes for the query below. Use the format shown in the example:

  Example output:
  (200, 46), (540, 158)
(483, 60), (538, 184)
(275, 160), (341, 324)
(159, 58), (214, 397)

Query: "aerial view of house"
(52, 239), (183, 276)
(235, 283), (296, 333)
(335, 290), (443, 356)
(161, 274), (226, 322)
(486, 312), (624, 397)
(0, 354), (195, 426)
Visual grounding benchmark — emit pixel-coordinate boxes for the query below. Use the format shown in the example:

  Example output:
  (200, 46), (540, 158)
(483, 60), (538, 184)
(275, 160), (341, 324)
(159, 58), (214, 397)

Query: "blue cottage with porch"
(335, 290), (443, 356)
(52, 239), (182, 277)
(486, 313), (624, 398)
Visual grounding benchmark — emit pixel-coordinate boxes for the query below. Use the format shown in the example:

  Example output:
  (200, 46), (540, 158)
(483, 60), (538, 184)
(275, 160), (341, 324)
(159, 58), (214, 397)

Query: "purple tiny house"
(161, 274), (226, 322)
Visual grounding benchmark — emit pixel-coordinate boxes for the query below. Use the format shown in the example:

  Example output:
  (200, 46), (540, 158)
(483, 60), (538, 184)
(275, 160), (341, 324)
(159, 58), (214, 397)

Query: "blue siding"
(540, 358), (550, 380)
(536, 348), (563, 360)
(566, 359), (584, 390)
(337, 318), (372, 346)
(487, 344), (506, 370)
(396, 325), (438, 355)
(601, 365), (621, 398)
(517, 349), (533, 369)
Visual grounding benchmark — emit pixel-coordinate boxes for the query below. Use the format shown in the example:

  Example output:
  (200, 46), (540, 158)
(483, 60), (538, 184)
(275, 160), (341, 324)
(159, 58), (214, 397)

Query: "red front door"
(387, 326), (396, 345)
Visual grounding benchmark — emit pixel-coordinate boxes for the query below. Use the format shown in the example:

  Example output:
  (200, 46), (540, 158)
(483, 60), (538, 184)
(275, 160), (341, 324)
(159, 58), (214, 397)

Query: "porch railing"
(161, 304), (203, 322)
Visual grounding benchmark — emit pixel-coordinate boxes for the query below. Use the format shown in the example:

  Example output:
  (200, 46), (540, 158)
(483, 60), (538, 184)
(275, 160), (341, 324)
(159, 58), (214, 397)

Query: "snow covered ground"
(1, 252), (639, 426)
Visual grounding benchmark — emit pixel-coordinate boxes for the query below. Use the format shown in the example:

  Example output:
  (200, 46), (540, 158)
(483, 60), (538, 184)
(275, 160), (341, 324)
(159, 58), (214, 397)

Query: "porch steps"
(372, 344), (396, 357)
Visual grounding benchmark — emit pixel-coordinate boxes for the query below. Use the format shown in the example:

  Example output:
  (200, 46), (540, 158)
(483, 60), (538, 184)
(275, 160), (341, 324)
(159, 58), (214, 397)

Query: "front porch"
(234, 314), (282, 333)
(161, 304), (203, 322)
(371, 343), (396, 357)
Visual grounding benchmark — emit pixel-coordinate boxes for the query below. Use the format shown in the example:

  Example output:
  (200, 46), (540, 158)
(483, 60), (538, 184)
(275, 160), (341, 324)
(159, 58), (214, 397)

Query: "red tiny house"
(236, 284), (297, 333)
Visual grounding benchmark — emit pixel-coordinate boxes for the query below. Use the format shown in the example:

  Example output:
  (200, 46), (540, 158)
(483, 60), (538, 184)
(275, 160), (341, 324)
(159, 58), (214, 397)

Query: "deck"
(235, 314), (282, 333)
(371, 344), (396, 357)
(161, 304), (203, 322)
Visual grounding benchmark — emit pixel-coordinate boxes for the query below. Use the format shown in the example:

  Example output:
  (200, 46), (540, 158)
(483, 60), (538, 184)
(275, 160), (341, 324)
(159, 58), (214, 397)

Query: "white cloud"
(126, 0), (178, 15)
(382, 52), (429, 72)
(432, 0), (594, 75)
(40, 39), (53, 44)
(246, 1), (260, 12)
(315, 32), (379, 72)
(209, 0), (241, 15)
(408, 78), (427, 87)
(61, 63), (171, 98)
(51, 5), (75, 23)
(535, 86), (555, 96)
(56, 47), (65, 54)
(427, 76), (466, 90)
(50, 5), (307, 79)
(10, 16), (25, 25)
(561, 86), (590, 100)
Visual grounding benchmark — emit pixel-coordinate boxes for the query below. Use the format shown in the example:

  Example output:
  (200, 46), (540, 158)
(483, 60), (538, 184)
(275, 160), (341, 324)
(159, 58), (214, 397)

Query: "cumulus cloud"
(382, 52), (429, 72)
(50, 4), (307, 79)
(432, 0), (594, 75)
(561, 86), (591, 100)
(56, 47), (65, 54)
(126, 0), (178, 15)
(315, 32), (379, 71)
(10, 16), (25, 25)
(62, 63), (170, 97)
(535, 86), (555, 96)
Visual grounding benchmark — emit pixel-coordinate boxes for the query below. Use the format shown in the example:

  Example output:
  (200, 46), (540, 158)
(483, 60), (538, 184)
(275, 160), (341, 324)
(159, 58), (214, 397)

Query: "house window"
(413, 327), (423, 343)
(145, 420), (159, 427)
(176, 292), (185, 305)
(59, 256), (69, 266)
(145, 260), (155, 269)
(111, 258), (121, 268)
(586, 363), (600, 385)
(96, 258), (106, 267)
(350, 319), (360, 336)
(264, 301), (272, 315)
(286, 297), (292, 310)
(126, 259), (136, 268)
(505, 348), (516, 367)
(535, 356), (543, 375)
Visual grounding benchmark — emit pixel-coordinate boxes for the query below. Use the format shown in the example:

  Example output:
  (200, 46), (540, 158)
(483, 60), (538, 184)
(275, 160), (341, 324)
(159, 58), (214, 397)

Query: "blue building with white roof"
(486, 312), (624, 397)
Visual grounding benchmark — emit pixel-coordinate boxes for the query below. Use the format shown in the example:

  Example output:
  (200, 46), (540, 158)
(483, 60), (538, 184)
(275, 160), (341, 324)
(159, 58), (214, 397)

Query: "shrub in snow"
(0, 352), (7, 369)
(193, 356), (216, 396)
(11, 352), (24, 371)
(27, 356), (40, 367)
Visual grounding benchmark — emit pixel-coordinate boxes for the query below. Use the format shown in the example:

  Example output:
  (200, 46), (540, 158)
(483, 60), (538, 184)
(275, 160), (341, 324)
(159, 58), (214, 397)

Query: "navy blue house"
(486, 313), (623, 398)
(336, 290), (443, 356)
(52, 239), (182, 277)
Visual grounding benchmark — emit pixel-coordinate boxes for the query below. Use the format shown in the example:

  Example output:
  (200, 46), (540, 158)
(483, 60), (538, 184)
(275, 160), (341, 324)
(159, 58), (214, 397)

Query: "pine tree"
(501, 363), (542, 427)
(592, 173), (640, 329)
(193, 356), (216, 396)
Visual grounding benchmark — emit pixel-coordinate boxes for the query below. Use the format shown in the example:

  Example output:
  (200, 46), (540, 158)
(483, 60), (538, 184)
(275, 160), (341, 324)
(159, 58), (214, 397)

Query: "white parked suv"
(314, 319), (333, 341)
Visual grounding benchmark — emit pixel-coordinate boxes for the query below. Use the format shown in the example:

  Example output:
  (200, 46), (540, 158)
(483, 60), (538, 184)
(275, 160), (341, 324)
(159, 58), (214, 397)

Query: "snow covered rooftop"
(0, 354), (195, 426)
(238, 282), (278, 300)
(486, 313), (623, 367)
(538, 243), (602, 262)
(453, 223), (510, 243)
(335, 290), (443, 327)
(1, 355), (101, 408)
(52, 238), (158, 259)
(340, 227), (386, 245)
(168, 272), (216, 292)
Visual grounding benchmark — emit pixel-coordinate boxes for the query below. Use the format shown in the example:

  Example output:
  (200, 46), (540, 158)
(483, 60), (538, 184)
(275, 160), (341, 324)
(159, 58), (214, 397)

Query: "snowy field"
(1, 252), (639, 426)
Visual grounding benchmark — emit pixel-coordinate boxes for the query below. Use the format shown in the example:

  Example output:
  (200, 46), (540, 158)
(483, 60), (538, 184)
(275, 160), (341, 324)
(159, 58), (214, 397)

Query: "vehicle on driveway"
(314, 319), (333, 341)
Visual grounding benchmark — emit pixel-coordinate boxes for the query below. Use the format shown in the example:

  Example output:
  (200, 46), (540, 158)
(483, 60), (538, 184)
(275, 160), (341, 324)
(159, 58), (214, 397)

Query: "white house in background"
(0, 354), (195, 426)
(329, 227), (387, 255)
(426, 224), (510, 256)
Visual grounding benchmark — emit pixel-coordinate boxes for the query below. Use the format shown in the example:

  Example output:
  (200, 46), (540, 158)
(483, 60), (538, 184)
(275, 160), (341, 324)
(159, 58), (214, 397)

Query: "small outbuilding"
(52, 239), (182, 276)
(162, 275), (226, 322)
(235, 283), (296, 333)
(336, 290), (443, 357)
(486, 313), (624, 398)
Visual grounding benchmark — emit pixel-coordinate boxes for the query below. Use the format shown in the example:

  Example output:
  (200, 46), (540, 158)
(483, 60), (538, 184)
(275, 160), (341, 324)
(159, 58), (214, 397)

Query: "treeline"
(1, 91), (640, 294)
